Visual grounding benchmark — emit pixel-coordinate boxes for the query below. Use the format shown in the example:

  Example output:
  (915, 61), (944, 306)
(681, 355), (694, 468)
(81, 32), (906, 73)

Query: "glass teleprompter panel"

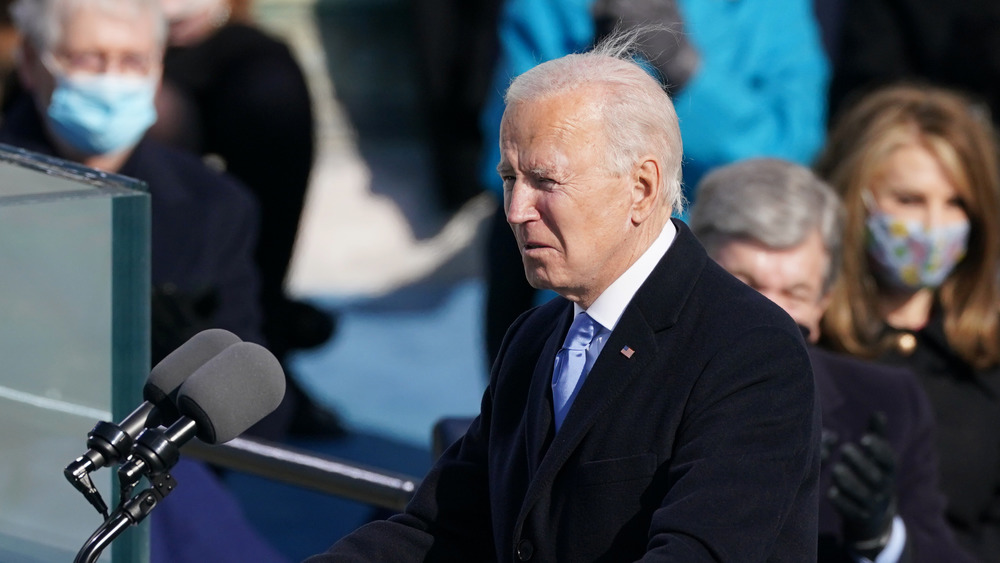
(0, 144), (149, 562)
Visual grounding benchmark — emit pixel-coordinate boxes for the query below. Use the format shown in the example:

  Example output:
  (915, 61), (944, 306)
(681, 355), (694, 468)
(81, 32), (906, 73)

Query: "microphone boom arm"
(74, 470), (179, 563)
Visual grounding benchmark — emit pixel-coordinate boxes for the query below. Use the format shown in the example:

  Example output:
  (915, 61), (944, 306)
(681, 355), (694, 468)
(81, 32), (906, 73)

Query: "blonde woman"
(815, 84), (1000, 561)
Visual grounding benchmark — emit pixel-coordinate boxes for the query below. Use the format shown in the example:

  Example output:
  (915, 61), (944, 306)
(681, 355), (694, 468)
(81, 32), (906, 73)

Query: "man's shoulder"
(637, 222), (805, 344)
(0, 96), (54, 153)
(210, 23), (295, 61)
(131, 140), (257, 208)
(689, 252), (801, 333)
(810, 345), (933, 436)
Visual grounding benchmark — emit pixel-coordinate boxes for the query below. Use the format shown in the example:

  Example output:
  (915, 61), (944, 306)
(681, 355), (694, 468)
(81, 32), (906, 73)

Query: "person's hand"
(828, 412), (897, 559)
(151, 284), (220, 364)
(591, 0), (700, 91)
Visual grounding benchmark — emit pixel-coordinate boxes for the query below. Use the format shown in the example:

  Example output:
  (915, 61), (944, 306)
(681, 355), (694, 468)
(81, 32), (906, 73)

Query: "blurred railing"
(185, 437), (420, 511)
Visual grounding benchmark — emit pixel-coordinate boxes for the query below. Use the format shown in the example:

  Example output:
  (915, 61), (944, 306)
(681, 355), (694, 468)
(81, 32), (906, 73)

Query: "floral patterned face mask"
(865, 208), (970, 291)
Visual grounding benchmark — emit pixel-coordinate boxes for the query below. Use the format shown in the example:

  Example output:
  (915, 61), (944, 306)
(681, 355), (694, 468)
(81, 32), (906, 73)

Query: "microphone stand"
(73, 470), (178, 563)
(64, 419), (142, 519)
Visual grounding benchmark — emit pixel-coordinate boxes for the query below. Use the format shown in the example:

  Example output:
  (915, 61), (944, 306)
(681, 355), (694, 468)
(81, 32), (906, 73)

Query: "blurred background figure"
(3, 0), (263, 367)
(827, 0), (1000, 130)
(590, 0), (829, 199)
(150, 458), (290, 563)
(811, 0), (847, 66)
(479, 0), (828, 213)
(478, 0), (830, 365)
(815, 84), (1000, 562)
(0, 0), (19, 110)
(148, 0), (342, 438)
(411, 0), (503, 213)
(689, 157), (975, 563)
(1, 0), (286, 560)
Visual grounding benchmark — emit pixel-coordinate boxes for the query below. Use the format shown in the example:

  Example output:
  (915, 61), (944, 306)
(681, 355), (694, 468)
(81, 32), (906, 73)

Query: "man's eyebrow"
(496, 161), (559, 179)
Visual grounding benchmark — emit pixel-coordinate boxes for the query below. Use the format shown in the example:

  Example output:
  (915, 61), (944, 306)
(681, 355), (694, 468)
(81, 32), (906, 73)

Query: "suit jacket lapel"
(524, 304), (572, 473)
(546, 307), (658, 456)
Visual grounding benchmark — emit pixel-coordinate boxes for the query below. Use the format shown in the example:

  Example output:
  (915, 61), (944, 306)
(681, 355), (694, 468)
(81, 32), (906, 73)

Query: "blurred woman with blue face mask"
(815, 84), (1000, 561)
(12, 0), (166, 172)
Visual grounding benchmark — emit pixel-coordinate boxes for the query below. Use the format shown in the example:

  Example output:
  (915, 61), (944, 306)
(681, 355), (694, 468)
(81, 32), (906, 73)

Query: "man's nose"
(505, 182), (538, 224)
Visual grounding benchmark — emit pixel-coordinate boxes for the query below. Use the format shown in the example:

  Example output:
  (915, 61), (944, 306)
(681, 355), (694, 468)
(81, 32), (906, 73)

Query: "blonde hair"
(815, 84), (1000, 369)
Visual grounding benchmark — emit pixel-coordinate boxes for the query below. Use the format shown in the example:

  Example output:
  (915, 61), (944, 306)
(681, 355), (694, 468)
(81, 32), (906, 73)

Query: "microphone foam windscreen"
(145, 328), (242, 405)
(175, 342), (286, 444)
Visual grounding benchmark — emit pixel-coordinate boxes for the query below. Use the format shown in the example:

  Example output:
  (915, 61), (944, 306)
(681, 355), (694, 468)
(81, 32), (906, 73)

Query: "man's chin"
(523, 269), (553, 292)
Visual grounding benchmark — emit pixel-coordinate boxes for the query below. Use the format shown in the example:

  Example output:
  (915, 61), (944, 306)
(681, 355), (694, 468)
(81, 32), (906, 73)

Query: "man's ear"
(630, 157), (661, 225)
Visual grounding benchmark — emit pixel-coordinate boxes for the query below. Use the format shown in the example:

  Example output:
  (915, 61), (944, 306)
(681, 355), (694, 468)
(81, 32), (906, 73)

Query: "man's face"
(498, 89), (640, 307)
(712, 230), (831, 342)
(23, 4), (162, 104)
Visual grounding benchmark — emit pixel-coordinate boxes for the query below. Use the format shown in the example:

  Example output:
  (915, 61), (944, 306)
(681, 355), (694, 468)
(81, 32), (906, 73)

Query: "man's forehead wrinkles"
(521, 150), (568, 175)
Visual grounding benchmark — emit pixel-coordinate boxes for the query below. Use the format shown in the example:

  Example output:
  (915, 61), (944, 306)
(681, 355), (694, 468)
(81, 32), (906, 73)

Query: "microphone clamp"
(118, 418), (199, 498)
(63, 418), (142, 518)
(64, 456), (109, 519)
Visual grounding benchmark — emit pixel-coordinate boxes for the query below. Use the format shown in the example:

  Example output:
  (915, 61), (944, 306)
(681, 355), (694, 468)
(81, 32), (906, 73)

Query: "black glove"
(151, 284), (220, 365)
(591, 0), (700, 91)
(828, 412), (898, 559)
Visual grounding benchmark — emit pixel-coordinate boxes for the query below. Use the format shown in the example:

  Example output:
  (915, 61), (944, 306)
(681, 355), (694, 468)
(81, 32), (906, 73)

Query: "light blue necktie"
(552, 312), (597, 431)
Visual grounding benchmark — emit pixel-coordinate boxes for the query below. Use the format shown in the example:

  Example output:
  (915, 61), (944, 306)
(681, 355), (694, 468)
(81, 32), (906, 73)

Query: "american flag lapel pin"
(620, 345), (635, 359)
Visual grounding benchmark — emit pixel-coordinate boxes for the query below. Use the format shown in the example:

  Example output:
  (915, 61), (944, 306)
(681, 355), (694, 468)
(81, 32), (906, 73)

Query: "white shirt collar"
(575, 220), (677, 331)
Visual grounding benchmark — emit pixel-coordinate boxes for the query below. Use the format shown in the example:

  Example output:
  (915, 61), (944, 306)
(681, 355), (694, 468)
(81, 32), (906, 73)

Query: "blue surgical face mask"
(43, 60), (158, 155)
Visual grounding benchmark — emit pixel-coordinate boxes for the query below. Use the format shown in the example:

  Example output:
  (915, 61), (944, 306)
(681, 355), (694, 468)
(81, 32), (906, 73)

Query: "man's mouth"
(522, 241), (552, 253)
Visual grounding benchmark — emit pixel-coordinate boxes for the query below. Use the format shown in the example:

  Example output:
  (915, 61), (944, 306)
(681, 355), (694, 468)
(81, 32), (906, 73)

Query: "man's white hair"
(10, 0), (167, 54)
(504, 28), (685, 216)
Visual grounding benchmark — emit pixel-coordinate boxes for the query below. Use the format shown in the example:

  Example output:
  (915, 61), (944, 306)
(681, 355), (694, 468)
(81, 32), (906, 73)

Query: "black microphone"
(118, 341), (286, 489)
(64, 329), (241, 516)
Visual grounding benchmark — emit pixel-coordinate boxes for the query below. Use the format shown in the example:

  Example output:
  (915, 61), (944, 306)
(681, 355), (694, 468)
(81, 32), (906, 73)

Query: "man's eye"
(121, 54), (155, 75)
(66, 53), (103, 72)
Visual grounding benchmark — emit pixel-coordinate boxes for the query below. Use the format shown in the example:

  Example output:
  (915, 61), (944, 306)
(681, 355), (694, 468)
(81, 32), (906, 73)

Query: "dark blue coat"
(811, 346), (976, 562)
(308, 220), (820, 561)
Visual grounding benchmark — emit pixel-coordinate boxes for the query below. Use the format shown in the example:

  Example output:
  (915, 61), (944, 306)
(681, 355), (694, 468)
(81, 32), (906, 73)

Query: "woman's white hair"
(10, 0), (167, 54)
(504, 27), (685, 216)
